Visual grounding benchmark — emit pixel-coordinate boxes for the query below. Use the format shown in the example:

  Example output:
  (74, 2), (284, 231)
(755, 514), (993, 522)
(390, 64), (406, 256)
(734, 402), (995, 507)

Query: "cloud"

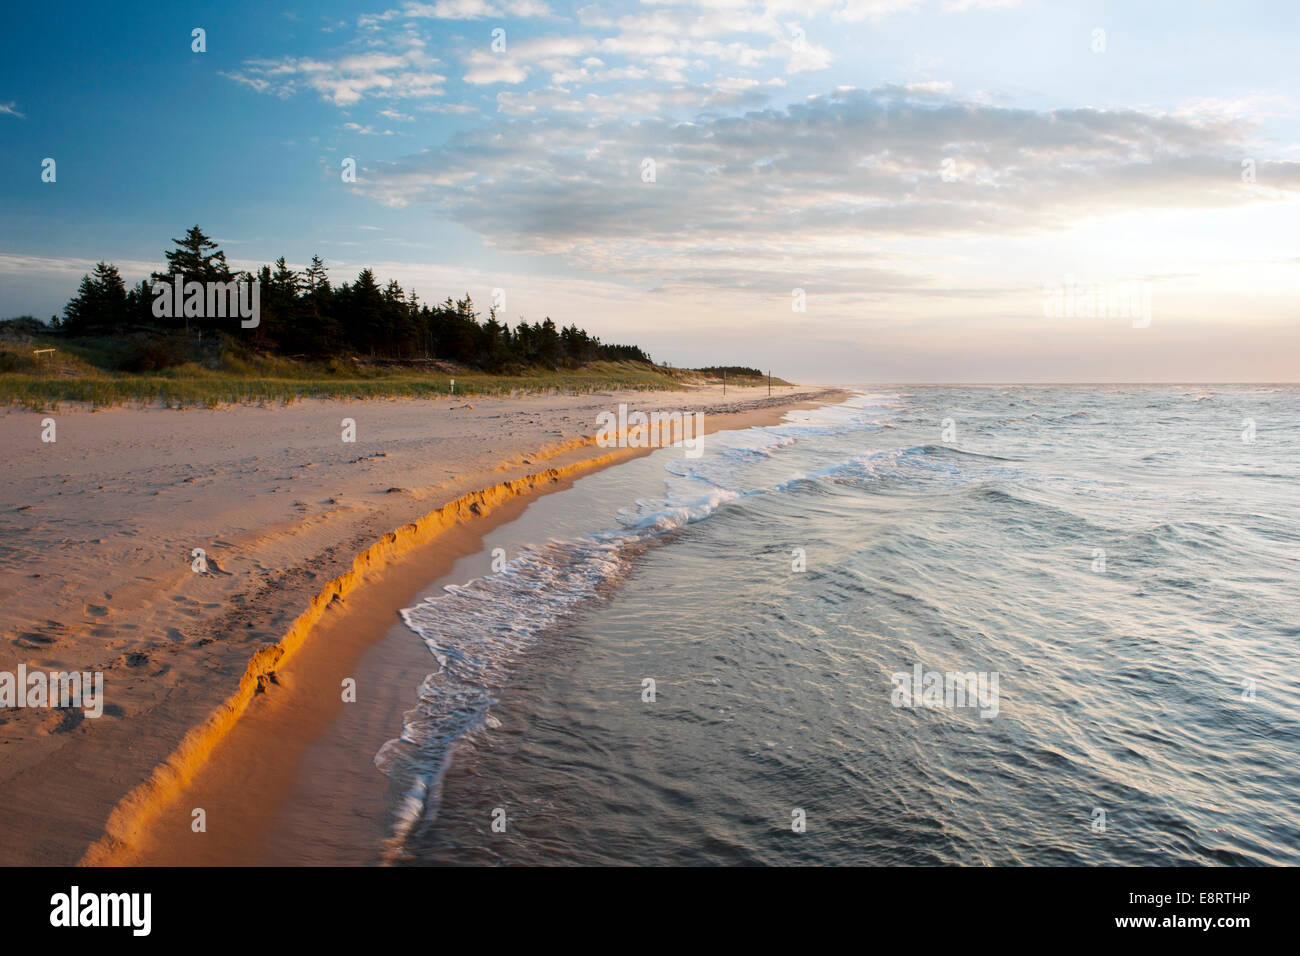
(353, 86), (1300, 293)
(0, 253), (159, 279)
(463, 52), (531, 84)
(0, 101), (24, 119)
(360, 0), (552, 25)
(224, 37), (446, 105)
(1173, 91), (1300, 123)
(343, 122), (396, 134)
(495, 78), (769, 115)
(940, 0), (1022, 11)
(418, 102), (482, 114)
(233, 1), (861, 107)
(829, 0), (925, 22)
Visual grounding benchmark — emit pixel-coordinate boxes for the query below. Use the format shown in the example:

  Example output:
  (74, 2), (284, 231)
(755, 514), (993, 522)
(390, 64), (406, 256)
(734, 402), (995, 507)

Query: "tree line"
(57, 226), (652, 371)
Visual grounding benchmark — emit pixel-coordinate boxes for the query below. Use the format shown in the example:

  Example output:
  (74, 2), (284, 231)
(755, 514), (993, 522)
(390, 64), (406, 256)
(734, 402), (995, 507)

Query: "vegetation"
(694, 366), (775, 383)
(2, 226), (788, 409)
(0, 358), (679, 411)
(55, 226), (650, 371)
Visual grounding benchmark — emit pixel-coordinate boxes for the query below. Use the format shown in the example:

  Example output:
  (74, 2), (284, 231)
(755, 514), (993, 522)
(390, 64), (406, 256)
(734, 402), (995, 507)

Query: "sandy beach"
(5, 0), (1297, 934)
(0, 385), (844, 866)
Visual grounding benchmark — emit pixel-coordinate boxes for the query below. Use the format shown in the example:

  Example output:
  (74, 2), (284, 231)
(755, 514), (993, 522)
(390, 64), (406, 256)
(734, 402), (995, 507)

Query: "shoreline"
(44, 386), (846, 866)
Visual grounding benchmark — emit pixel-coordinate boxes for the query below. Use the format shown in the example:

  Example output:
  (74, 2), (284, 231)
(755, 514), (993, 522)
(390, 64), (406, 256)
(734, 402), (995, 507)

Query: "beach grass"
(0, 330), (792, 410)
(0, 362), (680, 411)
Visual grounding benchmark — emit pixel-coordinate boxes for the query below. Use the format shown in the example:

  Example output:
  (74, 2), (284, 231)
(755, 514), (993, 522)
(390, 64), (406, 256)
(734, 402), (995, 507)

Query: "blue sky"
(1, 0), (1298, 381)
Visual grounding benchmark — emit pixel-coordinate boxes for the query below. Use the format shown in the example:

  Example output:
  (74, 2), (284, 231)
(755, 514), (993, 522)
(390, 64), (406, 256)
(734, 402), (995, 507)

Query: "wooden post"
(33, 348), (55, 377)
(768, 370), (771, 396)
(723, 368), (726, 396)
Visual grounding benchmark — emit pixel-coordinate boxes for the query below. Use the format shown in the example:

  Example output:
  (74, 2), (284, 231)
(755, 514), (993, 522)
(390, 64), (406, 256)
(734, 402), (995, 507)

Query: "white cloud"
(224, 38), (446, 105)
(1173, 92), (1300, 123)
(343, 122), (396, 134)
(418, 102), (482, 114)
(361, 0), (552, 25)
(354, 86), (1300, 298)
(941, 0), (1022, 11)
(463, 52), (531, 84)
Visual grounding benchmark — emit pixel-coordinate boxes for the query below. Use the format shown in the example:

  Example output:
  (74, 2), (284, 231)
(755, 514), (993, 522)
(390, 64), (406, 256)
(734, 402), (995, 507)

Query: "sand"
(0, 384), (845, 865)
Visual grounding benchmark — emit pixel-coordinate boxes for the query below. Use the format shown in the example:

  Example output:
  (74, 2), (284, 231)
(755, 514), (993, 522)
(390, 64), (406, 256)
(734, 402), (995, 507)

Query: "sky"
(0, 0), (1297, 382)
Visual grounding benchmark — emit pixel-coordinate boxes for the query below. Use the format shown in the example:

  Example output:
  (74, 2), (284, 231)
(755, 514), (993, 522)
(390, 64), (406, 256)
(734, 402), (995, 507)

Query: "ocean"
(376, 386), (1300, 865)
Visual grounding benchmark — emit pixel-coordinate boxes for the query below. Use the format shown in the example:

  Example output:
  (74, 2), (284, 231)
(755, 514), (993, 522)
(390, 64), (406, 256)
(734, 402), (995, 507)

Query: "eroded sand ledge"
(79, 451), (638, 865)
(0, 385), (843, 865)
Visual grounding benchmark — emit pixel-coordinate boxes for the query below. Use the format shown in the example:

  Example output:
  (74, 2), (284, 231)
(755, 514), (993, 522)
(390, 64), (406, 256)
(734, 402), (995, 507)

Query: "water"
(378, 386), (1300, 865)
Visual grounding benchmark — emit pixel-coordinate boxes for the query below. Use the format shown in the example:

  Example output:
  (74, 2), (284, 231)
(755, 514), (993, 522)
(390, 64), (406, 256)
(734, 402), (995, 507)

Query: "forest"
(54, 225), (653, 373)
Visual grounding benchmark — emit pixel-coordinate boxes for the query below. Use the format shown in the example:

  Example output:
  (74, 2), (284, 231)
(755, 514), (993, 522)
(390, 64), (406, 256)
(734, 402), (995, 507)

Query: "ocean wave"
(380, 385), (1300, 866)
(375, 477), (754, 854)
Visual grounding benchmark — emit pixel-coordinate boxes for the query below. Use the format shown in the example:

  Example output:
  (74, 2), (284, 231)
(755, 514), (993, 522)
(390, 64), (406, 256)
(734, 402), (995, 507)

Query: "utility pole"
(768, 370), (771, 396)
(723, 368), (726, 396)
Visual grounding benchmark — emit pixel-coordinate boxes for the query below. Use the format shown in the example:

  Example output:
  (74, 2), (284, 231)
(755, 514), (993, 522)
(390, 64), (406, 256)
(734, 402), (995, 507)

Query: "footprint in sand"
(199, 555), (231, 575)
(12, 630), (59, 649)
(40, 710), (83, 735)
(170, 596), (202, 617)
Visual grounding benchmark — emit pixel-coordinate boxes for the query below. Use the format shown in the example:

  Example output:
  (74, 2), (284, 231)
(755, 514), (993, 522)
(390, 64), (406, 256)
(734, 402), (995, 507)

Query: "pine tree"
(153, 225), (232, 285)
(302, 255), (329, 295)
(349, 269), (384, 355)
(63, 261), (129, 332)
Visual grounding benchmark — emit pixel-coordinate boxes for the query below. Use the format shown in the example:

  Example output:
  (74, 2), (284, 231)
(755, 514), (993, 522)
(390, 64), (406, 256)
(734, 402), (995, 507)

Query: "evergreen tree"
(302, 255), (330, 295)
(55, 225), (663, 371)
(348, 269), (384, 355)
(63, 261), (129, 332)
(537, 317), (561, 366)
(154, 225), (232, 285)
